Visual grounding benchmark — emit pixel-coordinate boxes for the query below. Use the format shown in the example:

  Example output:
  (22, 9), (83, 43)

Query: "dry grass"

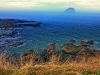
(0, 52), (100, 75)
(18, 61), (100, 75)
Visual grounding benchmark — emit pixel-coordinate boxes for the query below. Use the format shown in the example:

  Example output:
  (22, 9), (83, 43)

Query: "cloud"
(0, 0), (100, 11)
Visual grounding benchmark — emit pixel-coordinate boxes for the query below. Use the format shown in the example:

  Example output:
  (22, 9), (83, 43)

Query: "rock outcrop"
(64, 7), (75, 13)
(69, 39), (76, 43)
(80, 40), (94, 46)
(41, 43), (59, 62)
(62, 43), (82, 55)
(0, 19), (42, 28)
(10, 42), (23, 47)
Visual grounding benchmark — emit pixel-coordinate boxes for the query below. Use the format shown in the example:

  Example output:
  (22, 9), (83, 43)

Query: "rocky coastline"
(0, 19), (100, 68)
(2, 40), (100, 67)
(0, 19), (42, 48)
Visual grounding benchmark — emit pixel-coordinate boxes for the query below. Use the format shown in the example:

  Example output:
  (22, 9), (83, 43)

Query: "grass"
(82, 71), (100, 75)
(0, 68), (13, 75)
(0, 51), (100, 75)
(0, 64), (100, 75)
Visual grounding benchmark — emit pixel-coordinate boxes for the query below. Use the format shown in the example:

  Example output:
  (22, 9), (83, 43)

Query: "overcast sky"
(0, 0), (100, 12)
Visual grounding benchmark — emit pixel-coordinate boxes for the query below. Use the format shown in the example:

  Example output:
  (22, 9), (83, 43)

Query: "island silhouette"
(64, 7), (75, 13)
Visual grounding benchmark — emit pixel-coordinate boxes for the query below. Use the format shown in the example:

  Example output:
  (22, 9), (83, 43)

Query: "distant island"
(64, 7), (75, 13)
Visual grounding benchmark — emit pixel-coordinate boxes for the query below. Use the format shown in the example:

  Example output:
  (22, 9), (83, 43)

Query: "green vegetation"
(0, 69), (12, 75)
(82, 71), (100, 75)
(1, 67), (100, 75)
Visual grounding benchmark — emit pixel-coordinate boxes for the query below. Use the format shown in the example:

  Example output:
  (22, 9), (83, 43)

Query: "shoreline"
(0, 19), (100, 75)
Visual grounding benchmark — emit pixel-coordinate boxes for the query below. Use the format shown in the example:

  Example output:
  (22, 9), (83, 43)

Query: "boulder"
(44, 43), (56, 51)
(80, 40), (94, 46)
(87, 40), (94, 45)
(73, 48), (100, 62)
(62, 43), (82, 55)
(76, 48), (94, 57)
(69, 39), (76, 43)
(43, 43), (59, 56)
(41, 43), (59, 62)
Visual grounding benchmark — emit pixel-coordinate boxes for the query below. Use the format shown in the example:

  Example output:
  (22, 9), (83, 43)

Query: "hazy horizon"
(0, 0), (100, 13)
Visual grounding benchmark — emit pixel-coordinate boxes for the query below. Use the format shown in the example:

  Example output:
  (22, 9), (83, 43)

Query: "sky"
(0, 0), (100, 12)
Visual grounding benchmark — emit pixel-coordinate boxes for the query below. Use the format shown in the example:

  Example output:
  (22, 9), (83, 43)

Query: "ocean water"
(1, 12), (100, 54)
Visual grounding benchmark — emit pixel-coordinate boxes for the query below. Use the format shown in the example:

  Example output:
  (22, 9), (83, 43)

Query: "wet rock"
(69, 39), (76, 43)
(43, 43), (59, 56)
(76, 48), (94, 57)
(6, 31), (18, 37)
(22, 22), (42, 27)
(0, 19), (42, 28)
(44, 43), (56, 51)
(41, 43), (59, 62)
(10, 42), (23, 47)
(76, 48), (100, 57)
(87, 40), (94, 45)
(0, 44), (6, 48)
(62, 43), (82, 55)
(71, 48), (100, 63)
(80, 40), (94, 46)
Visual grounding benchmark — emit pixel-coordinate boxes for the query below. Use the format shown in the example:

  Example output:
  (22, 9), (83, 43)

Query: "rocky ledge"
(79, 40), (94, 46)
(0, 19), (42, 48)
(0, 19), (42, 28)
(3, 40), (100, 66)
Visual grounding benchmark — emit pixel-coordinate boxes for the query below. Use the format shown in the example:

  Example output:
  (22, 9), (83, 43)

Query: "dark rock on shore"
(80, 40), (94, 46)
(62, 43), (82, 55)
(10, 42), (23, 47)
(43, 43), (59, 56)
(0, 19), (42, 49)
(0, 30), (16, 37)
(72, 48), (100, 62)
(44, 43), (56, 51)
(0, 44), (6, 48)
(2, 40), (100, 66)
(15, 19), (35, 23)
(41, 43), (59, 62)
(20, 22), (42, 27)
(4, 30), (18, 37)
(0, 19), (42, 28)
(76, 48), (95, 57)
(61, 43), (100, 62)
(69, 39), (76, 43)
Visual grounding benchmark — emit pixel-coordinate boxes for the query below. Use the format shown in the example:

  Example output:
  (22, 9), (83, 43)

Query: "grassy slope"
(1, 54), (100, 75)
(1, 62), (100, 75)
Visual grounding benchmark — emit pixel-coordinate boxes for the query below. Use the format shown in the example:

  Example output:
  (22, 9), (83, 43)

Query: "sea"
(0, 12), (100, 54)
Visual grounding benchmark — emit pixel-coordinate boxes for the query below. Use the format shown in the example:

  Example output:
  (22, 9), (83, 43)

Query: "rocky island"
(64, 7), (75, 13)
